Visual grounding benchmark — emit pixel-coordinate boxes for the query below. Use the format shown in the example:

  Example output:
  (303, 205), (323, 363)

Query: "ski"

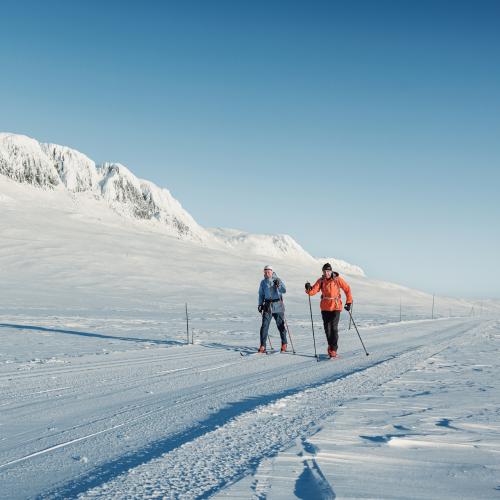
(325, 354), (340, 360)
(311, 354), (341, 361)
(240, 349), (277, 357)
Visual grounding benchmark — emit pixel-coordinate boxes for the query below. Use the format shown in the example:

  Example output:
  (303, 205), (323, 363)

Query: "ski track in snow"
(29, 320), (485, 499)
(0, 313), (496, 500)
(216, 320), (500, 500)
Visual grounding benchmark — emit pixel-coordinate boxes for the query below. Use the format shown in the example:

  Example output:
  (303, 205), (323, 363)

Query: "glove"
(273, 278), (281, 288)
(258, 304), (264, 314)
(344, 303), (352, 312)
(305, 282), (312, 291)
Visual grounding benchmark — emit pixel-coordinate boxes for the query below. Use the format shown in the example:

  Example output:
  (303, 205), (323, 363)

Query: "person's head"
(263, 265), (273, 279)
(322, 262), (333, 279)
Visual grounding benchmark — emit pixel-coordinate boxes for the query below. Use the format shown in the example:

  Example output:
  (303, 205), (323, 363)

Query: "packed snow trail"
(73, 320), (489, 499)
(0, 316), (484, 499)
(217, 320), (500, 500)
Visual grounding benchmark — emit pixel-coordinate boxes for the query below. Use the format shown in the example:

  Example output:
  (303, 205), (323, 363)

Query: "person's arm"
(338, 277), (353, 304)
(258, 281), (265, 305)
(306, 278), (321, 296)
(274, 277), (286, 294)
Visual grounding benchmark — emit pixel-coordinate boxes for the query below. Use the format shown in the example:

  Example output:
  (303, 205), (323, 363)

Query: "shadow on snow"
(39, 357), (392, 499)
(0, 322), (186, 347)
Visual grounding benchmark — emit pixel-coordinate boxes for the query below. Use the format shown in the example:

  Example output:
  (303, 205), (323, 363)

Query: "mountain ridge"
(0, 132), (364, 275)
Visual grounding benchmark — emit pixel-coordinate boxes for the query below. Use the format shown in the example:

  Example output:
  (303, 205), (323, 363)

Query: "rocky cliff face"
(0, 133), (60, 188)
(41, 142), (99, 192)
(97, 162), (198, 238)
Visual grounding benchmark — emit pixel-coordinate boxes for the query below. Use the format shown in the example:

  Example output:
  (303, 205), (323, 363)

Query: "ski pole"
(346, 309), (369, 356)
(307, 294), (319, 361)
(276, 286), (296, 354)
(260, 307), (274, 352)
(267, 325), (274, 352)
(266, 276), (280, 353)
(185, 303), (190, 345)
(266, 299), (275, 352)
(282, 308), (295, 354)
(348, 303), (353, 330)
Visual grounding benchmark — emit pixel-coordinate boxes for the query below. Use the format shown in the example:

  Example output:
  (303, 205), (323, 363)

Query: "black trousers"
(321, 310), (341, 350)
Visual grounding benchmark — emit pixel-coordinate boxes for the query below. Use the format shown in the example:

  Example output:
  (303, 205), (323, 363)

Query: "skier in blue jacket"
(258, 265), (287, 353)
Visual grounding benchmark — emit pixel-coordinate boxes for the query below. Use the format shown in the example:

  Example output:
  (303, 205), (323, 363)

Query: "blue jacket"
(258, 273), (286, 314)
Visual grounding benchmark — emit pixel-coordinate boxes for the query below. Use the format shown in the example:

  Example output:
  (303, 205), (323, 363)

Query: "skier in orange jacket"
(305, 262), (353, 358)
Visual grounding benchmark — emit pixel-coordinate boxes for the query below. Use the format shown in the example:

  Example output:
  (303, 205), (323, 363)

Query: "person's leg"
(321, 310), (340, 354)
(329, 310), (341, 351)
(274, 313), (288, 345)
(259, 312), (272, 348)
(321, 310), (333, 346)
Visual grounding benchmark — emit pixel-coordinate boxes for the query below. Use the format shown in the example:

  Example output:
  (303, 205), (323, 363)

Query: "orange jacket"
(306, 272), (353, 311)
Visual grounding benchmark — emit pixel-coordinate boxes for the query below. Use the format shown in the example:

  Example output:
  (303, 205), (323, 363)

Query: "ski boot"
(328, 346), (337, 358)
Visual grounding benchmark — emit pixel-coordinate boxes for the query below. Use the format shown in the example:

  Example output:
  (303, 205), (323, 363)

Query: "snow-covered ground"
(1, 155), (499, 499)
(216, 320), (500, 500)
(2, 314), (498, 499)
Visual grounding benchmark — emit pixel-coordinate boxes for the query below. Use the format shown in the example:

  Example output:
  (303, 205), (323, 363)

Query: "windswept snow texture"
(217, 322), (500, 500)
(1, 141), (499, 499)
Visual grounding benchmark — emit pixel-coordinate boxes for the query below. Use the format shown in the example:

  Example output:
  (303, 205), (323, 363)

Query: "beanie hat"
(264, 265), (273, 271)
(322, 263), (332, 271)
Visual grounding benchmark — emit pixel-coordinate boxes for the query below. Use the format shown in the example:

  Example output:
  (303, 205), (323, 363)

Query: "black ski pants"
(321, 310), (341, 351)
(260, 312), (287, 347)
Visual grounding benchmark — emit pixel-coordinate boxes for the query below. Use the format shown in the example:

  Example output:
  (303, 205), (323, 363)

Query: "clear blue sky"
(1, 0), (499, 299)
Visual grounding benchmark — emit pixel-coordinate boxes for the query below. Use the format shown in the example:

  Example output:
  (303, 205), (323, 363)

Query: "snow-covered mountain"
(209, 228), (366, 276)
(0, 132), (363, 272)
(96, 162), (208, 240)
(0, 133), (209, 241)
(209, 227), (316, 263)
(0, 133), (61, 188)
(316, 257), (365, 277)
(41, 142), (99, 192)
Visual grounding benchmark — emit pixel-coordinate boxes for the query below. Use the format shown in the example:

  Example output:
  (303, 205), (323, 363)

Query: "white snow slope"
(0, 132), (365, 272)
(1, 146), (499, 499)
